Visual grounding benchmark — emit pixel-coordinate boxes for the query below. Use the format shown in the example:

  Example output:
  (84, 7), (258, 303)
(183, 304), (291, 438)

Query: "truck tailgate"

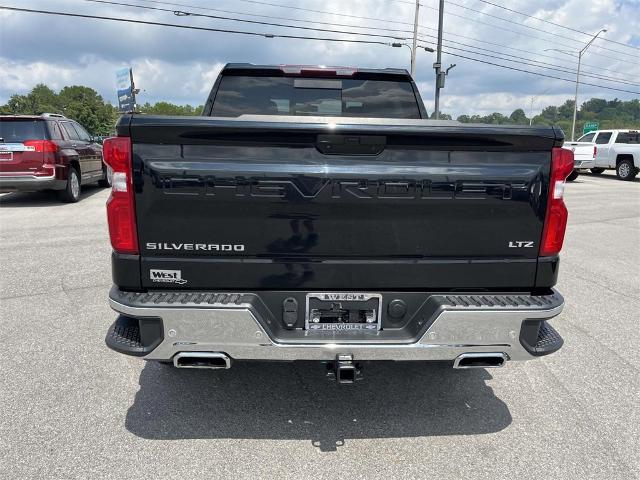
(126, 116), (561, 290)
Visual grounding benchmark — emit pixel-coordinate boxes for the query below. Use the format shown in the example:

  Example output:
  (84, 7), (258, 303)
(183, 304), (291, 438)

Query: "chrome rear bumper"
(574, 159), (595, 169)
(0, 173), (63, 191)
(108, 289), (564, 363)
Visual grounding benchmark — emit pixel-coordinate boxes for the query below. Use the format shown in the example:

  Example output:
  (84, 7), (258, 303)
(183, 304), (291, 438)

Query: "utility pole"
(410, 0), (420, 77)
(570, 29), (606, 140)
(529, 87), (551, 126)
(571, 57), (582, 139)
(433, 0), (445, 119)
(529, 97), (534, 126)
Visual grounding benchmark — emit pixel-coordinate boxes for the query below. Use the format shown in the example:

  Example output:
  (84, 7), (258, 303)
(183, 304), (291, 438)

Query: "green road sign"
(583, 121), (599, 134)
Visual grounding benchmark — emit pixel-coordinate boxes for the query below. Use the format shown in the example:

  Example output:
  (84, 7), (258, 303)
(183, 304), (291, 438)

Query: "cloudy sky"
(0, 0), (638, 117)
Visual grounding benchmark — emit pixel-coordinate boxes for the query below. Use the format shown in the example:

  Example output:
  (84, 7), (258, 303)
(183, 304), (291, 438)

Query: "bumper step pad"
(110, 289), (248, 307)
(441, 291), (563, 309)
(520, 319), (564, 356)
(110, 288), (563, 311)
(532, 321), (564, 355)
(105, 315), (164, 357)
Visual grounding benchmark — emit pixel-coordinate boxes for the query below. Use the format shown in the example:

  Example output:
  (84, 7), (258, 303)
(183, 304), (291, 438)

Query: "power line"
(89, 0), (638, 81)
(436, 40), (640, 87)
(435, 0), (639, 60)
(440, 43), (640, 88)
(82, 0), (411, 40)
(468, 0), (640, 51)
(421, 46), (640, 95)
(132, 0), (417, 35)
(379, 0), (416, 5)
(132, 0), (639, 74)
(416, 26), (635, 80)
(218, 0), (416, 27)
(417, 32), (640, 86)
(2, 5), (637, 96)
(85, 0), (639, 87)
(0, 5), (394, 45)
(419, 3), (636, 63)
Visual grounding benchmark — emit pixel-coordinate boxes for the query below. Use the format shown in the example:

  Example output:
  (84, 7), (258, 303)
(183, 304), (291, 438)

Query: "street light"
(545, 28), (607, 140)
(391, 43), (435, 76)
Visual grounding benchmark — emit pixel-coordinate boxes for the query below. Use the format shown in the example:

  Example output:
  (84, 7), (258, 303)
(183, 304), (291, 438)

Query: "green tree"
(533, 105), (558, 125)
(531, 97), (639, 132)
(139, 101), (203, 116)
(57, 86), (116, 136)
(478, 113), (511, 124)
(429, 112), (452, 120)
(3, 85), (639, 134)
(557, 99), (575, 119)
(509, 108), (528, 125)
(582, 98), (608, 114)
(2, 84), (59, 115)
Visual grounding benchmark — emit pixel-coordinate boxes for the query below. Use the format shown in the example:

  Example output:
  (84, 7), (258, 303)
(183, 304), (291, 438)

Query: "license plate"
(305, 293), (382, 332)
(0, 151), (12, 161)
(0, 143), (34, 152)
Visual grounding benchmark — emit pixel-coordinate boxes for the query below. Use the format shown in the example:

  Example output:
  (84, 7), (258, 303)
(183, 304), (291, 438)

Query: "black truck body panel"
(115, 115), (562, 292)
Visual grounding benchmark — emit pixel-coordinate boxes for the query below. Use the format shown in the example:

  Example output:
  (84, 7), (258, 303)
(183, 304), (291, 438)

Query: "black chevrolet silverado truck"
(104, 64), (571, 383)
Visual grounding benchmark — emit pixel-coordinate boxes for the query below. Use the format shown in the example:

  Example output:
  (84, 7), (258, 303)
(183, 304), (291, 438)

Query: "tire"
(58, 167), (81, 203)
(566, 170), (579, 181)
(616, 159), (638, 181)
(98, 164), (112, 188)
(590, 167), (605, 174)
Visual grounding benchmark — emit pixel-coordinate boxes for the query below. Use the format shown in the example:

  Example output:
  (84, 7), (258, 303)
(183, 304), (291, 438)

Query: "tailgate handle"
(316, 134), (386, 155)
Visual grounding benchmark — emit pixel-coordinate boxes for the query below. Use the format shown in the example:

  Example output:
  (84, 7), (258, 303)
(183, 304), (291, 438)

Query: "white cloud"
(0, 61), (77, 93)
(0, 0), (638, 117)
(0, 56), (226, 106)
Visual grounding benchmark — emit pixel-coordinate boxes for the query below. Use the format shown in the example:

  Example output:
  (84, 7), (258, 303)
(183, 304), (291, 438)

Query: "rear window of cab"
(616, 132), (639, 144)
(211, 76), (422, 119)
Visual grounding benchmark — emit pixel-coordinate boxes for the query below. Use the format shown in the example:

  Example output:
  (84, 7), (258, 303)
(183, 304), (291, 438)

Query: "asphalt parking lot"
(1, 172), (638, 479)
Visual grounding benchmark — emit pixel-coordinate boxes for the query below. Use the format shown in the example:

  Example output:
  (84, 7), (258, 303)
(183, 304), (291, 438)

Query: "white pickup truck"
(563, 129), (640, 181)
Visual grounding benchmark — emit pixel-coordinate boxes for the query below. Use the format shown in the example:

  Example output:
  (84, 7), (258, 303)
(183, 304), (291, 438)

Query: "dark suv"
(0, 113), (110, 202)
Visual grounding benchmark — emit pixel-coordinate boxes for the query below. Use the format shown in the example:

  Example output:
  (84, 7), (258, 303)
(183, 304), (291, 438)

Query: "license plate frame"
(305, 292), (382, 332)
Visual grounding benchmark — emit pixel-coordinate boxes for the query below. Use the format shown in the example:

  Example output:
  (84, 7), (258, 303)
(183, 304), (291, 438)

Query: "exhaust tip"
(173, 352), (231, 369)
(453, 353), (507, 369)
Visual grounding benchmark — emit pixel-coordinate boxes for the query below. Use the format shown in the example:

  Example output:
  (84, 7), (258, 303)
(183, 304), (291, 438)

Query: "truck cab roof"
(581, 129), (639, 135)
(221, 63), (412, 79)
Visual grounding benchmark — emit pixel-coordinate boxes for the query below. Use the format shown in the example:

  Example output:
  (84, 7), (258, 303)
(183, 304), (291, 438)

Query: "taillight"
(593, 146), (597, 158)
(23, 139), (58, 153)
(24, 139), (58, 172)
(540, 147), (574, 256)
(103, 137), (138, 254)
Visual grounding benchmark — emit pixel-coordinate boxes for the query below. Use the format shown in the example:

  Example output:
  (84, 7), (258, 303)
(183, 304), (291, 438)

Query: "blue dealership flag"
(116, 68), (135, 112)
